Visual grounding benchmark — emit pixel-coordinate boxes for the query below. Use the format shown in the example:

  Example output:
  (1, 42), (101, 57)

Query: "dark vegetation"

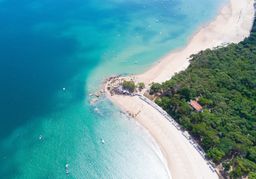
(150, 17), (256, 178)
(137, 82), (145, 91)
(122, 80), (136, 93)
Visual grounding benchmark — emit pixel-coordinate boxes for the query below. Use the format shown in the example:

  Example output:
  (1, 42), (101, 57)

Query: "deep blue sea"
(0, 0), (224, 178)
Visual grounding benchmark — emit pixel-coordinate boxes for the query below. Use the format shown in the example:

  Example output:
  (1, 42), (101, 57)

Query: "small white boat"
(39, 135), (43, 140)
(62, 87), (66, 91)
(101, 139), (105, 144)
(65, 163), (69, 174)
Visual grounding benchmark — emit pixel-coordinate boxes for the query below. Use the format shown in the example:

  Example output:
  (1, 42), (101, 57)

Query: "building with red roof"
(189, 100), (203, 112)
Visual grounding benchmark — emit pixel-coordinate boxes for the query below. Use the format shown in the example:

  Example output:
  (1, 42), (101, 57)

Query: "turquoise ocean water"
(0, 0), (225, 178)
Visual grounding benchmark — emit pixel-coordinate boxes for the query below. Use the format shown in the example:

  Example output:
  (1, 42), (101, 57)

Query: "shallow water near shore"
(0, 0), (224, 178)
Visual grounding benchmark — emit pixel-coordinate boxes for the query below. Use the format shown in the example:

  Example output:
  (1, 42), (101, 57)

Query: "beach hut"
(114, 86), (130, 95)
(189, 100), (203, 112)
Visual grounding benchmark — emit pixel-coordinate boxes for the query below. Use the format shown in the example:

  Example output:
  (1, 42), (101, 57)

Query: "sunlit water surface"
(0, 0), (224, 178)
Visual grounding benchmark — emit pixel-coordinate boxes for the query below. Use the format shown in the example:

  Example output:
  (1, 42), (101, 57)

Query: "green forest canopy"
(150, 17), (256, 178)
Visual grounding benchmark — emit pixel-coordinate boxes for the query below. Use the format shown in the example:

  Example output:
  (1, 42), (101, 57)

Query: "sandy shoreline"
(136, 0), (255, 85)
(106, 0), (255, 178)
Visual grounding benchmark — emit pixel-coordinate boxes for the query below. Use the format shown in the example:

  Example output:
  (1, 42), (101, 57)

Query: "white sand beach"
(137, 0), (255, 85)
(106, 0), (255, 178)
(109, 94), (218, 179)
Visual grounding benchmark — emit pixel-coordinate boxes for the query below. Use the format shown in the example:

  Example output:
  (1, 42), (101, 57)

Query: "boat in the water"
(65, 163), (69, 175)
(39, 135), (43, 140)
(101, 138), (105, 144)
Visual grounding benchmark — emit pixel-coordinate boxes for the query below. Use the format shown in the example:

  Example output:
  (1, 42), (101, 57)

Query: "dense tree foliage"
(137, 82), (145, 91)
(122, 80), (136, 93)
(151, 19), (256, 178)
(150, 83), (162, 94)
